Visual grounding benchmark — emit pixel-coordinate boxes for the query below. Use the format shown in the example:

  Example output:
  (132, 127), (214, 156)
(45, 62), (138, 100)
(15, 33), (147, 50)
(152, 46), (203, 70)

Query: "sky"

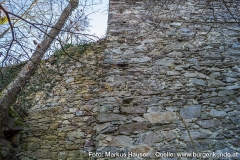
(87, 0), (109, 38)
(0, 0), (109, 65)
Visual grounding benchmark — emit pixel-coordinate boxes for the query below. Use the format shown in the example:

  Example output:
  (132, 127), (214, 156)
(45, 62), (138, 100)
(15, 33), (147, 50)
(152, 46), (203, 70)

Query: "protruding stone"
(180, 105), (202, 119)
(121, 106), (146, 114)
(119, 123), (148, 133)
(190, 78), (206, 86)
(197, 119), (222, 128)
(97, 114), (127, 123)
(210, 109), (227, 117)
(155, 58), (175, 66)
(144, 111), (177, 124)
(66, 77), (74, 83)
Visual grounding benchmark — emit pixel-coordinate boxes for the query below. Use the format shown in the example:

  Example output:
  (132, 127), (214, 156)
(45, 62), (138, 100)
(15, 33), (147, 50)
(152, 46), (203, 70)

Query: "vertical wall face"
(14, 0), (240, 159)
(97, 0), (240, 158)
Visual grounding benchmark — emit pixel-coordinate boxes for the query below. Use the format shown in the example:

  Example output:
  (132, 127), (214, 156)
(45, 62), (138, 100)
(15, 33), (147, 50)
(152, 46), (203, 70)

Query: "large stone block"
(144, 111), (177, 124)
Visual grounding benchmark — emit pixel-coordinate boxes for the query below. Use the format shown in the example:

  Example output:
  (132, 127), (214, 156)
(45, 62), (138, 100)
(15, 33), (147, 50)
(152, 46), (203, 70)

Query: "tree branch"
(0, 0), (79, 137)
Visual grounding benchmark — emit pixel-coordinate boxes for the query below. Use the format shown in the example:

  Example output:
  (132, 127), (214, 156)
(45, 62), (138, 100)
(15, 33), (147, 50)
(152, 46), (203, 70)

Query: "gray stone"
(97, 114), (127, 123)
(100, 105), (113, 113)
(155, 58), (175, 66)
(119, 123), (148, 133)
(181, 130), (212, 141)
(137, 132), (163, 144)
(209, 72), (221, 79)
(129, 145), (153, 156)
(180, 105), (202, 119)
(144, 111), (177, 124)
(76, 110), (84, 116)
(101, 135), (132, 148)
(180, 28), (191, 33)
(230, 116), (240, 125)
(232, 65), (240, 72)
(197, 119), (222, 128)
(207, 79), (226, 87)
(190, 78), (206, 86)
(169, 22), (182, 26)
(225, 85), (240, 90)
(184, 72), (197, 78)
(147, 107), (163, 113)
(121, 106), (146, 114)
(57, 152), (68, 160)
(232, 43), (240, 49)
(210, 109), (227, 117)
(195, 72), (210, 79)
(132, 116), (146, 122)
(99, 124), (118, 134)
(228, 110), (240, 116)
(163, 130), (177, 141)
(202, 96), (236, 105)
(130, 56), (152, 63)
(218, 90), (235, 96)
(226, 77), (238, 82)
(137, 90), (160, 95)
(66, 77), (74, 83)
(167, 51), (182, 57)
(166, 71), (181, 76)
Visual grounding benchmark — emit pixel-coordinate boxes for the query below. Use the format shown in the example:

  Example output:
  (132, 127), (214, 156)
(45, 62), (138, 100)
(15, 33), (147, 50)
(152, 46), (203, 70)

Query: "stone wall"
(16, 43), (105, 160)
(96, 0), (240, 159)
(14, 0), (240, 159)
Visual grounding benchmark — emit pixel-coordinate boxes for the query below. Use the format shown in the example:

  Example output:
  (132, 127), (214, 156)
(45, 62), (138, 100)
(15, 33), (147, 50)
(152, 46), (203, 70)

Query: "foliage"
(53, 42), (91, 58)
(0, 15), (7, 24)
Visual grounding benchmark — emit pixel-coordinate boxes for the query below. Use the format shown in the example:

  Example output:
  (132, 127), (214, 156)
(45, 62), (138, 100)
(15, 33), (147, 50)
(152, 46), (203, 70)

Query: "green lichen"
(8, 106), (24, 126)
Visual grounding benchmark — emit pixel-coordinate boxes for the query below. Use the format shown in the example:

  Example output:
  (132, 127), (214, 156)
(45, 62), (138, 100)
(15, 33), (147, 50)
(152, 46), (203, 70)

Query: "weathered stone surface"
(180, 105), (202, 119)
(97, 114), (127, 122)
(155, 58), (175, 66)
(66, 77), (74, 83)
(163, 130), (177, 141)
(210, 109), (227, 117)
(137, 132), (163, 144)
(166, 71), (181, 76)
(100, 135), (132, 147)
(33, 149), (56, 159)
(225, 85), (240, 90)
(181, 130), (212, 141)
(207, 79), (226, 87)
(130, 56), (152, 63)
(119, 123), (148, 133)
(129, 145), (153, 156)
(66, 144), (79, 150)
(217, 90), (235, 96)
(230, 116), (240, 125)
(190, 78), (206, 86)
(137, 90), (160, 95)
(132, 116), (146, 122)
(167, 51), (182, 57)
(10, 0), (240, 159)
(121, 106), (146, 114)
(67, 131), (85, 138)
(49, 122), (60, 130)
(197, 119), (222, 129)
(144, 111), (177, 124)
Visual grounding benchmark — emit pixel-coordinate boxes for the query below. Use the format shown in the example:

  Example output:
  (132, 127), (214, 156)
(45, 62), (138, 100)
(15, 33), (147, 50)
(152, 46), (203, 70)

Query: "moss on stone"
(8, 106), (24, 126)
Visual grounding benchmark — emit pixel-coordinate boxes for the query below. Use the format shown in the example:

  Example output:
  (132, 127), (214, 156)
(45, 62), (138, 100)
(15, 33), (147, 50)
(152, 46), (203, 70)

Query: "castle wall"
(97, 0), (240, 159)
(17, 0), (240, 159)
(17, 44), (105, 160)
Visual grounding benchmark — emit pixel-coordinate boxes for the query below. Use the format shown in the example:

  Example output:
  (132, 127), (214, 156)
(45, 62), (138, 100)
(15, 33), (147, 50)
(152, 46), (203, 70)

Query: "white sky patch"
(87, 0), (109, 38)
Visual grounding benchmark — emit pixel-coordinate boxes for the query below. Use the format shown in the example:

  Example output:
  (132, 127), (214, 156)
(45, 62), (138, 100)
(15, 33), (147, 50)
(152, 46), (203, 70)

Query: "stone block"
(144, 111), (177, 124)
